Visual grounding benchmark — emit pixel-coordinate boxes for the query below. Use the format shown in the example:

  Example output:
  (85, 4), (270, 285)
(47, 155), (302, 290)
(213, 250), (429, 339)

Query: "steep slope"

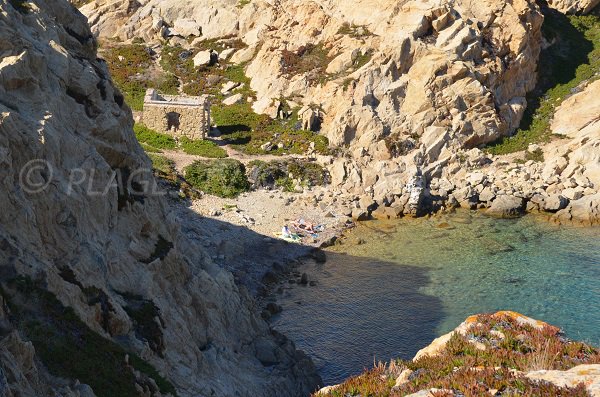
(0, 1), (320, 396)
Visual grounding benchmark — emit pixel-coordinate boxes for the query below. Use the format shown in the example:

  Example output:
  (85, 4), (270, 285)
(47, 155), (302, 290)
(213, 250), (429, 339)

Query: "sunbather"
(292, 218), (316, 233)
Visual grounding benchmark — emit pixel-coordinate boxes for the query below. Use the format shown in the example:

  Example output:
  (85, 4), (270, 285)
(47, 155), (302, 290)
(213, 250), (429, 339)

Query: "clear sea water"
(271, 212), (600, 385)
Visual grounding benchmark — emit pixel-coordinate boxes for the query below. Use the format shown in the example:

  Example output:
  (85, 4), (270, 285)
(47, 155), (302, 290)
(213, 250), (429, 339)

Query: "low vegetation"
(281, 43), (332, 83)
(213, 102), (329, 155)
(102, 44), (179, 111)
(161, 41), (248, 98)
(337, 23), (373, 39)
(316, 313), (600, 397)
(134, 123), (176, 151)
(486, 9), (600, 155)
(148, 153), (176, 175)
(147, 153), (201, 199)
(180, 137), (228, 158)
(184, 159), (250, 198)
(248, 159), (329, 191)
(1, 276), (177, 397)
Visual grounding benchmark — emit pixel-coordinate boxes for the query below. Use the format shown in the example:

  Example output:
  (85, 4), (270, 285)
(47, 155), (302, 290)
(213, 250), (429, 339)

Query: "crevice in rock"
(66, 86), (101, 118)
(64, 27), (93, 46)
(141, 235), (174, 264)
(118, 292), (165, 358)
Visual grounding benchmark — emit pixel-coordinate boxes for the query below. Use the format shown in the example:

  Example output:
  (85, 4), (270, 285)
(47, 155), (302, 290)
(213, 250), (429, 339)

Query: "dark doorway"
(166, 112), (180, 131)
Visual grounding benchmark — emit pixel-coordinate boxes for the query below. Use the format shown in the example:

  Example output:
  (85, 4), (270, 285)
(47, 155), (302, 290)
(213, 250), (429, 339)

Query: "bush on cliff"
(184, 159), (250, 198)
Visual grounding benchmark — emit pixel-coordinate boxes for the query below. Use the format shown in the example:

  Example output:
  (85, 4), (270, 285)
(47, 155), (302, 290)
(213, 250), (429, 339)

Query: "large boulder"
(487, 195), (525, 218)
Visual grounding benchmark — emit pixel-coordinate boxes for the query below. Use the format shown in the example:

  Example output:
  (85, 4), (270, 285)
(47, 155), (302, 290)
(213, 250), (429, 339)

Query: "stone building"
(142, 89), (211, 140)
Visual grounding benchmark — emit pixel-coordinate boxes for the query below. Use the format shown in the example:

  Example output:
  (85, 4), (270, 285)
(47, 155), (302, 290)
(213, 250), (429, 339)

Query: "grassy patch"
(337, 22), (373, 39)
(213, 102), (329, 155)
(148, 153), (176, 174)
(101, 44), (154, 111)
(1, 277), (177, 397)
(160, 45), (203, 96)
(316, 313), (600, 397)
(134, 123), (177, 150)
(281, 43), (332, 84)
(237, 0), (251, 8)
(160, 43), (250, 99)
(525, 148), (545, 162)
(180, 137), (228, 158)
(184, 159), (250, 198)
(486, 9), (600, 155)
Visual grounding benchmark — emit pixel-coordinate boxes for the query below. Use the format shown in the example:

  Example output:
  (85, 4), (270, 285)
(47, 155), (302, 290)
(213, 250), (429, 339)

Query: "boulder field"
(79, 0), (600, 225)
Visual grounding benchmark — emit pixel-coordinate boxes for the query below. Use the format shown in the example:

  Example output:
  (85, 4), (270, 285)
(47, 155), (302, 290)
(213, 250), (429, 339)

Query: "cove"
(271, 212), (600, 385)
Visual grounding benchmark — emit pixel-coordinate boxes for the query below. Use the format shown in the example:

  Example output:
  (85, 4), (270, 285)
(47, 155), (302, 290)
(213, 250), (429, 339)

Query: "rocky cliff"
(78, 0), (600, 225)
(0, 1), (320, 396)
(82, 0), (544, 154)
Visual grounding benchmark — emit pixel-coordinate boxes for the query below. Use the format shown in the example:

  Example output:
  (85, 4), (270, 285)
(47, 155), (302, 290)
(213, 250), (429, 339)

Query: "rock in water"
(487, 195), (525, 218)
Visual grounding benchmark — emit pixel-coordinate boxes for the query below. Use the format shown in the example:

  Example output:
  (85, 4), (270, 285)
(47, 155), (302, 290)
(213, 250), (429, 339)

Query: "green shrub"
(180, 137), (228, 158)
(247, 159), (328, 190)
(276, 177), (295, 192)
(337, 22), (373, 38)
(280, 43), (331, 83)
(525, 148), (545, 162)
(184, 159), (250, 198)
(134, 123), (177, 150)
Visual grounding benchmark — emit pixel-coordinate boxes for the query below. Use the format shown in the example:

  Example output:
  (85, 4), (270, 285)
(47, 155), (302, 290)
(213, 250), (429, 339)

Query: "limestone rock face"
(0, 1), (319, 396)
(547, 0), (600, 14)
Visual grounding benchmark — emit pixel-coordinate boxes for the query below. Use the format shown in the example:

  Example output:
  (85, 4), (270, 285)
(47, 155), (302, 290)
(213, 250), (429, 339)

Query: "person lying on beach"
(291, 218), (316, 233)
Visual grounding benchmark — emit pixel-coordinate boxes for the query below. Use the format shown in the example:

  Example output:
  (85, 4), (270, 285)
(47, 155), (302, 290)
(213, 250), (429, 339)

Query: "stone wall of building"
(142, 89), (210, 140)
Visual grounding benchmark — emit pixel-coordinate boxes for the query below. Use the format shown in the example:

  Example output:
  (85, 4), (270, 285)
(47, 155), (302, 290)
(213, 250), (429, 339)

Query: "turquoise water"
(271, 213), (600, 385)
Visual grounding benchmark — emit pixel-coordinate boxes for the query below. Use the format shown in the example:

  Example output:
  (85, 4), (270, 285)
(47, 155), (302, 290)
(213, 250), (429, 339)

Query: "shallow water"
(271, 212), (600, 385)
